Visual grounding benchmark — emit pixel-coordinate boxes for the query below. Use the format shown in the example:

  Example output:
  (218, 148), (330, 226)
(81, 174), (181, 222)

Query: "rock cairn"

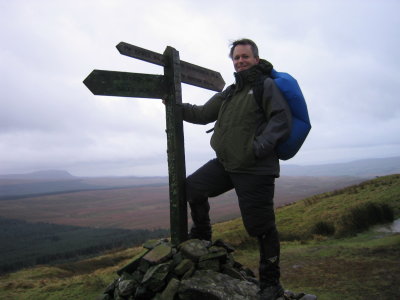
(98, 239), (317, 300)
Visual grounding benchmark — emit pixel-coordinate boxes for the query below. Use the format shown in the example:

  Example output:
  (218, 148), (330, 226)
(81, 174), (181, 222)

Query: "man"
(181, 39), (291, 300)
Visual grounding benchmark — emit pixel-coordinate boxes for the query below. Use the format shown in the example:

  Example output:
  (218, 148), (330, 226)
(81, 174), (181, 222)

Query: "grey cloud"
(1, 0), (399, 176)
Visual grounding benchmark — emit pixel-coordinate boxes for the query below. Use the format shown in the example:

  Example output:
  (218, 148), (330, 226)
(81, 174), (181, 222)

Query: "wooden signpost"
(83, 42), (225, 245)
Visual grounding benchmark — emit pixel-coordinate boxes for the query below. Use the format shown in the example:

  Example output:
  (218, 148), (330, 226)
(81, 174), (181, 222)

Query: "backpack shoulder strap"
(252, 75), (269, 112)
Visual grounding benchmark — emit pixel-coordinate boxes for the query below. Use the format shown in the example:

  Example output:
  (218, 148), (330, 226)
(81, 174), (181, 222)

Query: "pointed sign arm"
(116, 42), (225, 92)
(83, 69), (167, 99)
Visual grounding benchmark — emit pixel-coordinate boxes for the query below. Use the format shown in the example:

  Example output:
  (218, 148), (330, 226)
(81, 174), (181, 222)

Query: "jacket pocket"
(220, 126), (256, 170)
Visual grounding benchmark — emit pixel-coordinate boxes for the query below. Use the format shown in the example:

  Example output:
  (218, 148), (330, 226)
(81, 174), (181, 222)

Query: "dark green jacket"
(182, 60), (291, 176)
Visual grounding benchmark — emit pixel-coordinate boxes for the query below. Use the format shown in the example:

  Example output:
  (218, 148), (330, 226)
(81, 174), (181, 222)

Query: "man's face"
(232, 44), (260, 72)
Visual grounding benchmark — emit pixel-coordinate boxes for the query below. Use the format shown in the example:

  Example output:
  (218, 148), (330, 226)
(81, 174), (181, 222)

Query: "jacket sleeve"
(182, 92), (224, 125)
(253, 78), (292, 158)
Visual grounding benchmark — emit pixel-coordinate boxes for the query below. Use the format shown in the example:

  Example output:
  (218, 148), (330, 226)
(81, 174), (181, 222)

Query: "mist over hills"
(281, 156), (400, 177)
(2, 156), (399, 179)
(0, 156), (398, 199)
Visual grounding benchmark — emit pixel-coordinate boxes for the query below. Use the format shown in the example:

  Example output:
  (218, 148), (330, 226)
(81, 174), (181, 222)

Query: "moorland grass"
(0, 174), (399, 299)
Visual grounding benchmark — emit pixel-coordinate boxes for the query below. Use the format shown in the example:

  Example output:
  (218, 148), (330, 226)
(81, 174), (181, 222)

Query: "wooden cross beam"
(83, 42), (225, 245)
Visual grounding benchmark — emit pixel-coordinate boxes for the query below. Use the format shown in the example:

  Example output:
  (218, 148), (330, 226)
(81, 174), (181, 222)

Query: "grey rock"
(160, 278), (180, 300)
(222, 264), (246, 281)
(242, 267), (256, 278)
(181, 264), (196, 280)
(117, 279), (137, 297)
(119, 272), (136, 281)
(151, 293), (162, 300)
(283, 291), (318, 300)
(213, 239), (236, 253)
(172, 251), (183, 268)
(116, 248), (149, 275)
(299, 294), (318, 300)
(100, 238), (317, 300)
(143, 239), (163, 250)
(178, 269), (259, 300)
(138, 257), (151, 273)
(103, 279), (117, 295)
(131, 270), (144, 283)
(143, 243), (173, 265)
(142, 262), (171, 292)
(178, 239), (210, 261)
(284, 290), (296, 298)
(113, 285), (125, 300)
(198, 258), (221, 272)
(199, 246), (227, 262)
(174, 258), (194, 276)
(134, 284), (153, 299)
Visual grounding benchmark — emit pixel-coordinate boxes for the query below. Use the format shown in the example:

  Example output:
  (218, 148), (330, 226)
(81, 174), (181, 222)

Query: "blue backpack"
(254, 69), (311, 160)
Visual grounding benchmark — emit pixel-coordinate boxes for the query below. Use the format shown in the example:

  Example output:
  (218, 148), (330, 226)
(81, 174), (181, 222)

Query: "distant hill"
(0, 157), (398, 199)
(281, 156), (400, 177)
(0, 174), (168, 199)
(0, 169), (77, 180)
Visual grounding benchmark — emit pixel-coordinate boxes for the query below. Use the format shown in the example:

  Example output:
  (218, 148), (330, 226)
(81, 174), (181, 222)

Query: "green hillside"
(212, 174), (399, 245)
(0, 174), (399, 299)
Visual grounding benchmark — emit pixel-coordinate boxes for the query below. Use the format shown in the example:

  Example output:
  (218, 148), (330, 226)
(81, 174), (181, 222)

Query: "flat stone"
(143, 239), (163, 250)
(178, 239), (210, 261)
(160, 278), (180, 300)
(199, 246), (227, 262)
(143, 243), (173, 265)
(198, 258), (221, 272)
(181, 264), (196, 280)
(174, 259), (194, 276)
(138, 258), (151, 276)
(213, 239), (235, 253)
(172, 251), (183, 268)
(222, 265), (246, 281)
(142, 262), (172, 292)
(116, 249), (149, 275)
(242, 267), (256, 278)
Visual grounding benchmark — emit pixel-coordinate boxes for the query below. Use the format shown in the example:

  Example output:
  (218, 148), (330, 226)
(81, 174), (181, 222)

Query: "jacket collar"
(233, 59), (273, 91)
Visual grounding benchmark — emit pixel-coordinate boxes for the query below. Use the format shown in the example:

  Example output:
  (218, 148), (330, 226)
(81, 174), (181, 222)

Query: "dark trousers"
(187, 158), (281, 284)
(186, 158), (276, 237)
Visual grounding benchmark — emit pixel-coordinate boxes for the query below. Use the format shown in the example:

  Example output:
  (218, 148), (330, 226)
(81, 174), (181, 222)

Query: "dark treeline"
(0, 217), (169, 274)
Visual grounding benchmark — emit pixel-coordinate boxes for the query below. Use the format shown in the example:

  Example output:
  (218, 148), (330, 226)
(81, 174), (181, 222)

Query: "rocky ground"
(98, 238), (317, 300)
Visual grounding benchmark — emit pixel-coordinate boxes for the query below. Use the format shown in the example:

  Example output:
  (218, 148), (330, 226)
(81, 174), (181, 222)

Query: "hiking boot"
(258, 282), (284, 300)
(188, 201), (212, 241)
(258, 227), (282, 299)
(188, 225), (212, 241)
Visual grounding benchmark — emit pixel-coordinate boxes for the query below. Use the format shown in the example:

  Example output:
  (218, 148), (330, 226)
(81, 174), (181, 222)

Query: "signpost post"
(83, 42), (225, 245)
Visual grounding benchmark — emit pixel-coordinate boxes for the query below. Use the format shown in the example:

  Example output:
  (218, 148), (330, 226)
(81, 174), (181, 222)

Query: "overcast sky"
(1, 0), (399, 177)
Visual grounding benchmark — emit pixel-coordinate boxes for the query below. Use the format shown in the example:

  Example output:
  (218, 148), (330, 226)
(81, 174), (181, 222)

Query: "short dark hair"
(229, 38), (259, 59)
